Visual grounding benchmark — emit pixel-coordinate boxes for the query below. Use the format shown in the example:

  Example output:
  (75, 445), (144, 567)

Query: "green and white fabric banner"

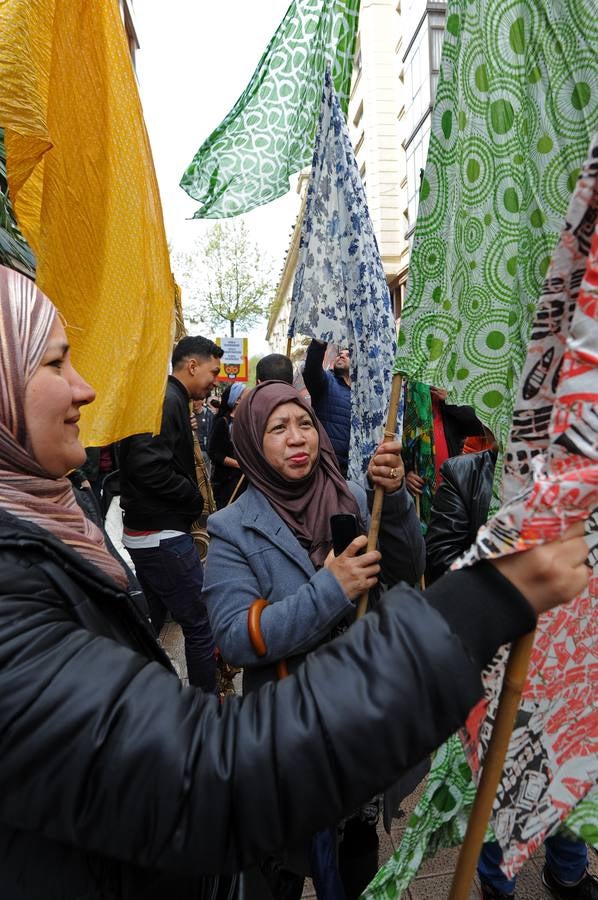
(362, 737), (598, 899)
(395, 0), (598, 451)
(180, 0), (360, 219)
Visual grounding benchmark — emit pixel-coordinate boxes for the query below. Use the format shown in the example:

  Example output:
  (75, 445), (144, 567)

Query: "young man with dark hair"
(171, 335), (221, 370)
(256, 353), (294, 384)
(119, 336), (223, 692)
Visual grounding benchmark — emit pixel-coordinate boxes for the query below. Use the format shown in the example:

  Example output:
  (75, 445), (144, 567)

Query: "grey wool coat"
(203, 481), (425, 692)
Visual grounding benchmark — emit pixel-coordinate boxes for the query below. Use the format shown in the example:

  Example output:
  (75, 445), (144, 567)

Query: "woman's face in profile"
(24, 317), (95, 477)
(262, 401), (319, 481)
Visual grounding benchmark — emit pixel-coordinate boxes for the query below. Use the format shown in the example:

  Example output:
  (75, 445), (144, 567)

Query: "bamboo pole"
(356, 373), (403, 619)
(414, 492), (426, 591)
(448, 630), (536, 899)
(227, 473), (246, 506)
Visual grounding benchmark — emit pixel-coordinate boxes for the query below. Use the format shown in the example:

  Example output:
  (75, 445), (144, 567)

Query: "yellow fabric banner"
(0, 0), (174, 446)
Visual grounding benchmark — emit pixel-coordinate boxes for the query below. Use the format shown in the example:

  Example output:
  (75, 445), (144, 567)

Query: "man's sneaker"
(542, 866), (598, 900)
(480, 880), (514, 899)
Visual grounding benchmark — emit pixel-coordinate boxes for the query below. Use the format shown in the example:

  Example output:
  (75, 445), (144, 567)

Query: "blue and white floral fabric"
(289, 66), (397, 483)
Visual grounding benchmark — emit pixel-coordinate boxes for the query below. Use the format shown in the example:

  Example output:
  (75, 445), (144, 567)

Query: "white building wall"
(348, 0), (405, 280)
(401, 0), (446, 236)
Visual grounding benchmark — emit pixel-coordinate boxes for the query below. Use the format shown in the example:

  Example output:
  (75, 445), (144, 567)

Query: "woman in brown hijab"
(204, 380), (426, 695)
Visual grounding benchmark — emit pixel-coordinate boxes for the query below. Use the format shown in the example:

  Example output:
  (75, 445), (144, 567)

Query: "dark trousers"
(129, 534), (217, 692)
(479, 835), (588, 893)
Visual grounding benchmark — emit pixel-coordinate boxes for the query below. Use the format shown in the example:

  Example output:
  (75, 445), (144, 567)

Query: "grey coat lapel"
(240, 486), (315, 579)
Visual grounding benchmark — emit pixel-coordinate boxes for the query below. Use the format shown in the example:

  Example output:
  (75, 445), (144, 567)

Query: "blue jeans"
(129, 534), (216, 692)
(479, 836), (588, 893)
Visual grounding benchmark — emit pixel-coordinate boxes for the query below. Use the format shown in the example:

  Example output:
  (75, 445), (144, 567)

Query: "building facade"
(401, 0), (446, 237)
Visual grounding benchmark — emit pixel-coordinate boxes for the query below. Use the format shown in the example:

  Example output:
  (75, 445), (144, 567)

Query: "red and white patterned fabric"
(453, 133), (598, 875)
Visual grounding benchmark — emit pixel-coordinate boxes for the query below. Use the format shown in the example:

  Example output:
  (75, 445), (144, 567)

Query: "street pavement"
(161, 621), (597, 900)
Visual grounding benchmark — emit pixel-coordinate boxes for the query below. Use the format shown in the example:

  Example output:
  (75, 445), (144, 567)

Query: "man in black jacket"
(120, 336), (223, 692)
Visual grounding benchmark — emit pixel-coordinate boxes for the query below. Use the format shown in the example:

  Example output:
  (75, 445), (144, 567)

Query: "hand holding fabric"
(490, 520), (590, 616)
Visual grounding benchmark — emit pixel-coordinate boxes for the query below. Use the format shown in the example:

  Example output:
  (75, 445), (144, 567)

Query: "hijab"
(228, 381), (245, 407)
(233, 380), (361, 567)
(0, 266), (128, 588)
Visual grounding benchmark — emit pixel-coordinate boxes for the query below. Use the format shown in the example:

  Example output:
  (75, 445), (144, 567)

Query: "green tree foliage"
(247, 354), (261, 387)
(172, 220), (273, 337)
(0, 128), (35, 275)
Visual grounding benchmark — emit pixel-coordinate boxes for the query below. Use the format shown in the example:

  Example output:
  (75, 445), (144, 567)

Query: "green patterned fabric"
(180, 0), (360, 219)
(361, 738), (598, 900)
(395, 0), (598, 452)
(400, 381), (435, 531)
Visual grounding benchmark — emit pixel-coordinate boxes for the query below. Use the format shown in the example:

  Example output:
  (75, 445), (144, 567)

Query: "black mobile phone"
(330, 513), (359, 556)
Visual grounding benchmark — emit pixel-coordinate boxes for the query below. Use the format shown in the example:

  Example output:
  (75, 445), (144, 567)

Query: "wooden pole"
(227, 473), (245, 506)
(283, 187), (309, 362)
(356, 373), (403, 619)
(414, 492), (426, 591)
(448, 630), (536, 899)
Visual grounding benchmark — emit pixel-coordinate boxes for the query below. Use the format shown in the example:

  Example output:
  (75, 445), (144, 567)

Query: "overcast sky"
(134, 1), (302, 351)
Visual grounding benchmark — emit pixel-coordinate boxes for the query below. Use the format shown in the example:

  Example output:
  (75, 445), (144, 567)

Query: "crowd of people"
(0, 267), (594, 900)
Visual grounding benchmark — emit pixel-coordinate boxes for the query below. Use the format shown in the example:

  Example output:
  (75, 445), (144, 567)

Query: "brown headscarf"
(0, 266), (128, 588)
(233, 380), (361, 567)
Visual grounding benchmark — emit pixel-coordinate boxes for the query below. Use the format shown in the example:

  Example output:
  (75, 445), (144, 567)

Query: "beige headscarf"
(0, 266), (128, 588)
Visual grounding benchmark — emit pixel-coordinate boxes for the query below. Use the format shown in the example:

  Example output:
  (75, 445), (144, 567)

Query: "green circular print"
(461, 36), (490, 116)
(565, 0), (598, 46)
(458, 283), (493, 322)
(543, 139), (593, 215)
(417, 151), (450, 236)
(396, 0), (598, 449)
(542, 19), (579, 65)
(462, 369), (513, 424)
(493, 164), (527, 234)
(434, 80), (461, 165)
(459, 135), (496, 204)
(485, 77), (524, 155)
(463, 215), (485, 253)
(482, 234), (521, 305)
(485, 0), (541, 73)
(463, 309), (512, 370)
(417, 236), (447, 280)
(411, 312), (459, 369)
(547, 53), (598, 139)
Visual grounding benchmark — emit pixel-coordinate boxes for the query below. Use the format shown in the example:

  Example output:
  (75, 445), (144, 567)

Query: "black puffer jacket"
(0, 508), (533, 899)
(426, 449), (497, 582)
(120, 376), (202, 532)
